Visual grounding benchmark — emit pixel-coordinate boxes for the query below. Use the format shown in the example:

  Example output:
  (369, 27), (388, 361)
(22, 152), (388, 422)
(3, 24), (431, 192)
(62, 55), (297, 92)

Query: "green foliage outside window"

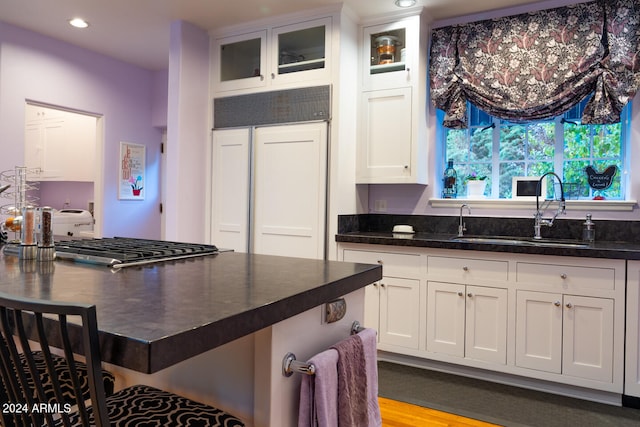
(443, 101), (627, 200)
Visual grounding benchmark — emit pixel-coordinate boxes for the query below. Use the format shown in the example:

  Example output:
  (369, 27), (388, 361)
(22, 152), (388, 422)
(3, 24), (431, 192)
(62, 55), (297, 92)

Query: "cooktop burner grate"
(54, 237), (219, 268)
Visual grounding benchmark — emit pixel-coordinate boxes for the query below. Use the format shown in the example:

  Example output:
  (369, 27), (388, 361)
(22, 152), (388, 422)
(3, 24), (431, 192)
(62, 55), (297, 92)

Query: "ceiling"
(0, 0), (545, 71)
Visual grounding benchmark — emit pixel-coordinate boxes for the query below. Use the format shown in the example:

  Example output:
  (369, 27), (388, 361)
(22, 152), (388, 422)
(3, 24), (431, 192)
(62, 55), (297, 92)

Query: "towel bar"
(282, 321), (364, 377)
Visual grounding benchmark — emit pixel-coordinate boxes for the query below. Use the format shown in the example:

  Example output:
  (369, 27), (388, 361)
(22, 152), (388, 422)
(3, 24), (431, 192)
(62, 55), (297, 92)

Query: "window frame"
(438, 102), (631, 202)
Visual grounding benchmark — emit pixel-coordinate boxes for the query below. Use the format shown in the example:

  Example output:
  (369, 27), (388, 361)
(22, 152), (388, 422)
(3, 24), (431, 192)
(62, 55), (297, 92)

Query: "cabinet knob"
(463, 266), (469, 271)
(404, 165), (409, 169)
(271, 73), (275, 79)
(566, 302), (573, 309)
(554, 301), (561, 306)
(377, 259), (383, 265)
(560, 273), (567, 279)
(259, 74), (264, 81)
(457, 291), (464, 297)
(380, 283), (386, 288)
(467, 292), (473, 298)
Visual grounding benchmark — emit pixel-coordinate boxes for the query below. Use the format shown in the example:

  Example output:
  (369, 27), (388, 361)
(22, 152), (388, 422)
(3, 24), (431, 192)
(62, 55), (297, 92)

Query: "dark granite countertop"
(0, 251), (381, 373)
(336, 231), (640, 260)
(336, 214), (640, 260)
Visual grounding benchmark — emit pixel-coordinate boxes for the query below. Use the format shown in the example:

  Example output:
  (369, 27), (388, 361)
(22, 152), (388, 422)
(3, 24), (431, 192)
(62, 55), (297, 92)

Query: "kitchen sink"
(451, 236), (590, 248)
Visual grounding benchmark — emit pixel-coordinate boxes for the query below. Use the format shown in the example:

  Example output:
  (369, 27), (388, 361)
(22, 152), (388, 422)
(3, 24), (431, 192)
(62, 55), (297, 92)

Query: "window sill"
(430, 198), (637, 211)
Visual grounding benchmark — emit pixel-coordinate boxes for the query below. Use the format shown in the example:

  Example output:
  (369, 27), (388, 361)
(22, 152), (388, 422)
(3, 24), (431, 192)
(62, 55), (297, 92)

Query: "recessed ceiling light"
(69, 18), (89, 29)
(395, 0), (417, 7)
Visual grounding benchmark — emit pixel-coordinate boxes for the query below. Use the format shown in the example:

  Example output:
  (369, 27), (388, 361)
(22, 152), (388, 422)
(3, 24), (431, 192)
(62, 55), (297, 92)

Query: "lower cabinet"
(367, 277), (420, 349)
(338, 243), (625, 396)
(427, 282), (507, 365)
(516, 291), (614, 383)
(625, 260), (640, 398)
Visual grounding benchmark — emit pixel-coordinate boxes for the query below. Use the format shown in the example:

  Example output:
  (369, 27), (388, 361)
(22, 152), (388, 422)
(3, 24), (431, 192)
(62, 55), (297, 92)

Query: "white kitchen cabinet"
(361, 16), (419, 91)
(516, 290), (614, 383)
(24, 104), (96, 181)
(213, 30), (267, 92)
(625, 261), (640, 399)
(427, 281), (508, 365)
(212, 17), (331, 94)
(356, 11), (429, 184)
(210, 122), (327, 259)
(341, 247), (422, 350)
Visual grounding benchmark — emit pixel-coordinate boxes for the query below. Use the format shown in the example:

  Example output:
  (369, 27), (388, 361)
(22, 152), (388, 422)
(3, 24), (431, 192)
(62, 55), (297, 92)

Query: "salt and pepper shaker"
(583, 213), (595, 243)
(37, 206), (56, 261)
(19, 205), (37, 259)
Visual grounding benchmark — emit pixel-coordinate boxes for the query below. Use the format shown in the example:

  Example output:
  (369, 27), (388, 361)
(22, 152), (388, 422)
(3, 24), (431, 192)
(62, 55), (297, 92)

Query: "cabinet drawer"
(427, 256), (508, 283)
(516, 262), (615, 291)
(342, 249), (421, 278)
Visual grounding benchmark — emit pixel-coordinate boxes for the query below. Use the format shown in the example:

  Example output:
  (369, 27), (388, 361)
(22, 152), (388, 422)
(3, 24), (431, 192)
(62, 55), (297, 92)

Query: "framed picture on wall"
(119, 141), (145, 200)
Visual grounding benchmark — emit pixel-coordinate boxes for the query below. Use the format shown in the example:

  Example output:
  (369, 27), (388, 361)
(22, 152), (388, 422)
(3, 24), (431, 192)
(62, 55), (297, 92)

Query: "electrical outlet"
(374, 200), (387, 212)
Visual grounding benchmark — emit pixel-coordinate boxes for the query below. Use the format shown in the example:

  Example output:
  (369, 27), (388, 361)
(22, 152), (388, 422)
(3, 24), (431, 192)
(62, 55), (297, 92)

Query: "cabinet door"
(211, 128), (250, 252)
(627, 261), (640, 397)
(562, 295), (614, 383)
(427, 281), (465, 357)
(214, 30), (267, 92)
(515, 290), (562, 373)
(362, 16), (418, 91)
(363, 283), (381, 336)
(357, 87), (413, 183)
(465, 286), (507, 365)
(253, 123), (327, 259)
(379, 277), (420, 349)
(271, 17), (331, 86)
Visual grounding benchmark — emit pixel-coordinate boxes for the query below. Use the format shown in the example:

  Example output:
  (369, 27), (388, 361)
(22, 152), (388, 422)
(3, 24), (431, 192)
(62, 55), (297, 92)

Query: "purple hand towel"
(332, 333), (369, 427)
(358, 327), (382, 427)
(298, 348), (339, 427)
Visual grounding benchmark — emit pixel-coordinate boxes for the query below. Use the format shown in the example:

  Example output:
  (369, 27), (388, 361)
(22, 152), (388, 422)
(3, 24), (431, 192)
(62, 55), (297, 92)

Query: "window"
(442, 99), (629, 200)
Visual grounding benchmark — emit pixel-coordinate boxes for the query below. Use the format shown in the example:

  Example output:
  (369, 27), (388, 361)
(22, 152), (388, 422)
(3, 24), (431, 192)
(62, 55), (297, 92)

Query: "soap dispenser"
(582, 213), (595, 243)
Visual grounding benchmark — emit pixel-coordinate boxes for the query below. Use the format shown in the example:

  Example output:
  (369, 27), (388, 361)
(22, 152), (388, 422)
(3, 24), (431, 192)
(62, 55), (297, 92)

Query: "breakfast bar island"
(0, 250), (382, 426)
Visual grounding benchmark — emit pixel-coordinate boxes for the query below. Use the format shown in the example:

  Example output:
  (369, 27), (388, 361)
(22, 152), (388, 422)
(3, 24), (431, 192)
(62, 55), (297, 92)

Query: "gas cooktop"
(54, 237), (219, 268)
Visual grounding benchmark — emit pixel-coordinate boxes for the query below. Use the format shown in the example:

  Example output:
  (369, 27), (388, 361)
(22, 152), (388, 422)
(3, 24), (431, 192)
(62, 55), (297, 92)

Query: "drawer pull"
(554, 301), (561, 307)
(560, 273), (567, 279)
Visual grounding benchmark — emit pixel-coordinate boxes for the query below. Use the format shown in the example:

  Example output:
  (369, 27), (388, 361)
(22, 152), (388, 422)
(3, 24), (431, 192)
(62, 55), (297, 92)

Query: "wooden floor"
(379, 397), (502, 427)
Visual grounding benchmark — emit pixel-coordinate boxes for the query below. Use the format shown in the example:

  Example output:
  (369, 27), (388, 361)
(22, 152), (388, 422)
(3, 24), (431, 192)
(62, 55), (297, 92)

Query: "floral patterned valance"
(430, 0), (640, 128)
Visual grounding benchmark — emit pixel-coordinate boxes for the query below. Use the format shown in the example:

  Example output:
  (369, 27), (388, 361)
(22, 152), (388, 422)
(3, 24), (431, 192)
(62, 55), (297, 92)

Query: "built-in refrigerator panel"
(252, 122), (327, 259)
(211, 128), (251, 252)
(211, 122), (327, 259)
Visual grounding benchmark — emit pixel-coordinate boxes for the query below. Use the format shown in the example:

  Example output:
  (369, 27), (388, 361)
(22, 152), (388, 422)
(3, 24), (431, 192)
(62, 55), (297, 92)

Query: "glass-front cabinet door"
(271, 17), (331, 85)
(214, 30), (267, 92)
(362, 17), (418, 90)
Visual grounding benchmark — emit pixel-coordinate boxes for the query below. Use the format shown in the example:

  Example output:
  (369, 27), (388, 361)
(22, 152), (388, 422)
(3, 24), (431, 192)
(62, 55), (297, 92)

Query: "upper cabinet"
(24, 105), (97, 182)
(362, 18), (417, 91)
(356, 11), (430, 184)
(215, 30), (267, 92)
(212, 17), (332, 94)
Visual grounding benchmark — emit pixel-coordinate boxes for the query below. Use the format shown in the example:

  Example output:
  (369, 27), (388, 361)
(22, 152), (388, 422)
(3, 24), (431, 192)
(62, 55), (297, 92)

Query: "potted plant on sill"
(465, 172), (487, 198)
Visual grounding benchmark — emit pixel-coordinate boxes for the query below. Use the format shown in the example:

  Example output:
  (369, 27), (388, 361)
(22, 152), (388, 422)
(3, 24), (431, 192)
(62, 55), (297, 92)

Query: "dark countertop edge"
(336, 232), (640, 261)
(144, 264), (382, 373)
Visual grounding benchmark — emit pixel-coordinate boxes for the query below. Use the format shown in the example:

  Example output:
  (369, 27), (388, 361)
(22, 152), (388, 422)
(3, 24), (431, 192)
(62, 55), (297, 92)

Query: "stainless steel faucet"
(534, 172), (566, 239)
(458, 204), (471, 237)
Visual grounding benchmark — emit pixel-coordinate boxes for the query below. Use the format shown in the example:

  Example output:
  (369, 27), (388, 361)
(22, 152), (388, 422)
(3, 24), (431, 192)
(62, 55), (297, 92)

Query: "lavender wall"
(0, 21), (165, 239)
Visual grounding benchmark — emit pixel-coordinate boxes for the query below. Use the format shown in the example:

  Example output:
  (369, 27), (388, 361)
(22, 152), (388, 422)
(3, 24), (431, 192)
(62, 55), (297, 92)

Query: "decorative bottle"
(442, 160), (457, 198)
